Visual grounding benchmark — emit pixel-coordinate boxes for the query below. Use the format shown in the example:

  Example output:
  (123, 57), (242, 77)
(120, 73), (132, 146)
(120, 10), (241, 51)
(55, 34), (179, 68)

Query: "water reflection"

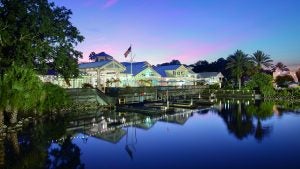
(125, 127), (137, 160)
(2, 116), (68, 169)
(47, 136), (85, 169)
(161, 111), (193, 125)
(214, 100), (272, 141)
(1, 100), (300, 168)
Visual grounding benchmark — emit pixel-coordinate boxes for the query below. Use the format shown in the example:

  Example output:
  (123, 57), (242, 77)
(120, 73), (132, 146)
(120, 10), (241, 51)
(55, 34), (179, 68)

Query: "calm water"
(1, 100), (300, 169)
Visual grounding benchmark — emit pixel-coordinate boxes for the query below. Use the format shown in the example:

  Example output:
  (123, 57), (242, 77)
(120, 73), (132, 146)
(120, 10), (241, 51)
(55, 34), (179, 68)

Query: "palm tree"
(251, 50), (273, 70)
(88, 52), (96, 60)
(226, 50), (251, 89)
(2, 64), (44, 124)
(273, 62), (289, 71)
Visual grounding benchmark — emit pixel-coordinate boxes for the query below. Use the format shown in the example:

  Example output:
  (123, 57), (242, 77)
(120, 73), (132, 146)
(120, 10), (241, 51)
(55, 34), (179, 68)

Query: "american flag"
(124, 46), (131, 58)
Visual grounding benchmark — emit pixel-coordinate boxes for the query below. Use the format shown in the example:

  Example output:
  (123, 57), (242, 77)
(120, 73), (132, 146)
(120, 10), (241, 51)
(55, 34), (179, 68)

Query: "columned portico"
(78, 52), (126, 92)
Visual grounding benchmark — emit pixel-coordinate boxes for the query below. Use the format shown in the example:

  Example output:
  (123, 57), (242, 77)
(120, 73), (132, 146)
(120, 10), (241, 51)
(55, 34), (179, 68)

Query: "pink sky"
(52, 0), (300, 66)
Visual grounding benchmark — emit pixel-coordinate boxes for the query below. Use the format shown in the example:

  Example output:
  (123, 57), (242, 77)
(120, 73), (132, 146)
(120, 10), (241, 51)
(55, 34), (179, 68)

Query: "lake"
(1, 100), (300, 169)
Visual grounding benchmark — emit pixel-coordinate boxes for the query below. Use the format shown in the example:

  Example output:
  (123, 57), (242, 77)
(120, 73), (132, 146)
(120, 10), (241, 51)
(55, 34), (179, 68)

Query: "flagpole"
(130, 44), (133, 75)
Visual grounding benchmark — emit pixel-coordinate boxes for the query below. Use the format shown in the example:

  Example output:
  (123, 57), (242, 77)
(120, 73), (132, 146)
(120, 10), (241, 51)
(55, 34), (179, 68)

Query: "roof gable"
(79, 60), (126, 71)
(79, 60), (112, 69)
(121, 61), (154, 76)
(102, 60), (126, 71)
(136, 66), (161, 77)
(153, 65), (184, 77)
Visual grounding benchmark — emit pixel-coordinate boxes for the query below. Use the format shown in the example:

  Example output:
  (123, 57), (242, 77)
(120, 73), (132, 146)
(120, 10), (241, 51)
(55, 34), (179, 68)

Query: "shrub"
(275, 75), (294, 87)
(40, 83), (71, 113)
(208, 83), (220, 89)
(245, 72), (275, 97)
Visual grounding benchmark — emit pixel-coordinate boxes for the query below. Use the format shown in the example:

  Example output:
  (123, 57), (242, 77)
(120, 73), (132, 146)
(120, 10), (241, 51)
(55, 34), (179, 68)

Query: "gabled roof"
(198, 72), (223, 78)
(187, 67), (196, 74)
(160, 115), (190, 125)
(153, 65), (182, 77)
(78, 60), (112, 69)
(134, 121), (157, 130)
(121, 61), (153, 76)
(89, 52), (113, 60)
(89, 128), (127, 144)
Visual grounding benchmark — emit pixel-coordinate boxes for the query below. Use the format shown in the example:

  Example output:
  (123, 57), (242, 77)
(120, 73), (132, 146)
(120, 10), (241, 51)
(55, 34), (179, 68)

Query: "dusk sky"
(51, 0), (300, 66)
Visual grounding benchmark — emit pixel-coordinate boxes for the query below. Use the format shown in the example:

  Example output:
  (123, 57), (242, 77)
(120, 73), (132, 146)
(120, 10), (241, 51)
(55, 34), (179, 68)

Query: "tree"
(0, 0), (84, 80)
(89, 52), (96, 61)
(0, 64), (44, 124)
(157, 59), (181, 66)
(169, 59), (181, 65)
(251, 50), (273, 70)
(296, 68), (300, 82)
(275, 75), (294, 87)
(272, 62), (289, 72)
(226, 50), (251, 89)
(245, 72), (275, 97)
(191, 58), (230, 78)
(195, 60), (209, 66)
(191, 60), (209, 73)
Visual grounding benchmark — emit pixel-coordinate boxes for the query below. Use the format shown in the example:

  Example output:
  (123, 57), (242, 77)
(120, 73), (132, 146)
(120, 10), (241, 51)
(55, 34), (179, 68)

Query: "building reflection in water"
(42, 102), (283, 146)
(161, 110), (193, 126)
(2, 100), (299, 168)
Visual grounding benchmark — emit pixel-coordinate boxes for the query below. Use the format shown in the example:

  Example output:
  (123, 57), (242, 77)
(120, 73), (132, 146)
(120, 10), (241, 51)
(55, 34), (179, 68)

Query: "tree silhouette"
(254, 119), (272, 142)
(226, 50), (252, 89)
(46, 136), (85, 169)
(246, 102), (274, 142)
(88, 52), (96, 61)
(0, 0), (84, 80)
(272, 62), (289, 71)
(157, 59), (181, 66)
(217, 102), (254, 140)
(296, 68), (300, 82)
(251, 50), (273, 70)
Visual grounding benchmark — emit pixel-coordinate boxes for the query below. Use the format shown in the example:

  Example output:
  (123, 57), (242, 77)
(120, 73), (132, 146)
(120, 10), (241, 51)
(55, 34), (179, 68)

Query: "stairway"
(66, 88), (110, 106)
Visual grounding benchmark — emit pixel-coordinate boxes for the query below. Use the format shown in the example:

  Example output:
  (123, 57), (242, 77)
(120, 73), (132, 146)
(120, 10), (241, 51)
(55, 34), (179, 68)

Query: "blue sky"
(52, 0), (300, 66)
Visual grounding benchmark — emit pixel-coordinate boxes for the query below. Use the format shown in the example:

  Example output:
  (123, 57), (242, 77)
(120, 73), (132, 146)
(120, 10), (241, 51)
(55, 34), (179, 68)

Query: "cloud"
(102, 0), (118, 9)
